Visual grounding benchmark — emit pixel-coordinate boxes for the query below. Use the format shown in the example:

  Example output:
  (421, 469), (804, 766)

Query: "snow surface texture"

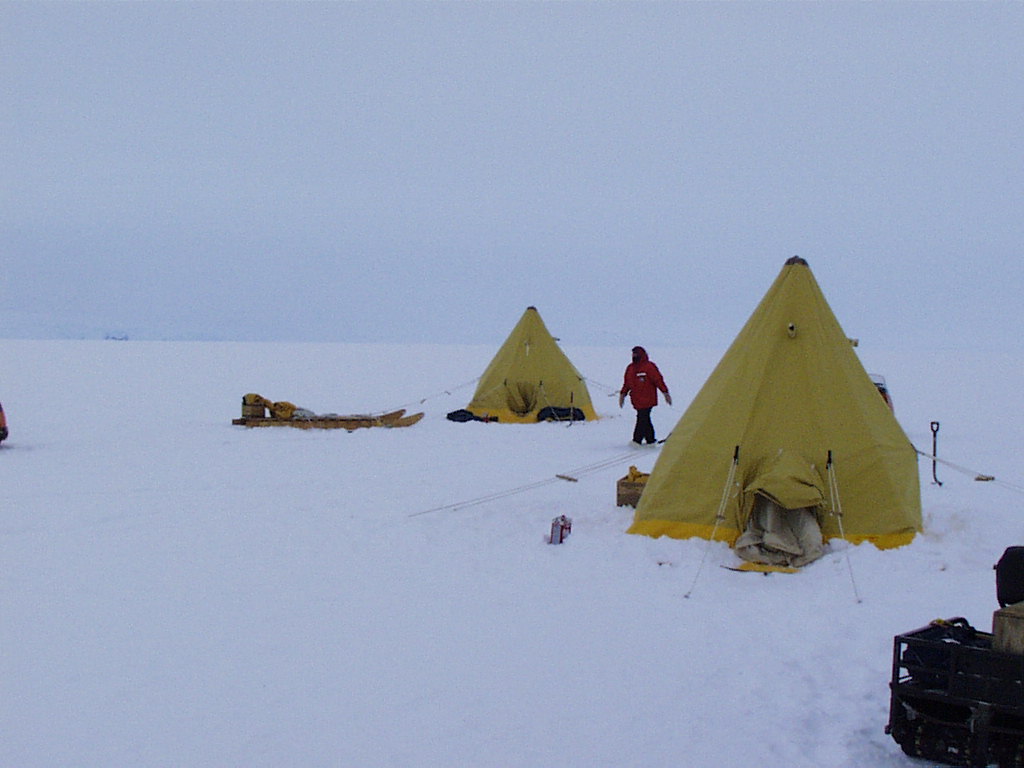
(2, 340), (1021, 767)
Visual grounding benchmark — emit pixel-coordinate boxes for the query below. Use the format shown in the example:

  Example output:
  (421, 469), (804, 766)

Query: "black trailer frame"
(886, 618), (1024, 767)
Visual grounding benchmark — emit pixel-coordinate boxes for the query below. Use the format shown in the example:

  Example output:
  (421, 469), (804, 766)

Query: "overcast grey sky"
(2, 2), (1022, 351)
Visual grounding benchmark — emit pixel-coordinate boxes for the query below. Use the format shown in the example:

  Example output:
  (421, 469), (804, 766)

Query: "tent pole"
(685, 446), (739, 599)
(827, 450), (862, 604)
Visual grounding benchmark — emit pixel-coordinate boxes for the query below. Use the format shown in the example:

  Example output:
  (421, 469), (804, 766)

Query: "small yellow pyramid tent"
(628, 257), (921, 561)
(460, 306), (598, 423)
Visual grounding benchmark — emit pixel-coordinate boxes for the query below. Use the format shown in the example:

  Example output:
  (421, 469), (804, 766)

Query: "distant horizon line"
(0, 332), (1004, 355)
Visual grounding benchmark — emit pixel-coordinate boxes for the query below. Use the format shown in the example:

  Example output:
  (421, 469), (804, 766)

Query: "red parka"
(621, 347), (668, 409)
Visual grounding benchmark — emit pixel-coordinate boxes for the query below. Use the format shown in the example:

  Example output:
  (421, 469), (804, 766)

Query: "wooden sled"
(232, 408), (423, 431)
(232, 394), (423, 431)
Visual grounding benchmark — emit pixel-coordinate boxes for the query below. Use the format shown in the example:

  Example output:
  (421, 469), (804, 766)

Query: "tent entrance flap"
(734, 495), (825, 568)
(506, 382), (538, 416)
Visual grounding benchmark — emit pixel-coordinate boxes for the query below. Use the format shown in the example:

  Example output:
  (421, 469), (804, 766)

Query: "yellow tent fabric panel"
(626, 518), (916, 551)
(628, 257), (921, 549)
(465, 306), (598, 423)
(732, 562), (800, 574)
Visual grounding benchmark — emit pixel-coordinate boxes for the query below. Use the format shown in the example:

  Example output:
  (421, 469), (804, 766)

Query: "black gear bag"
(995, 546), (1024, 607)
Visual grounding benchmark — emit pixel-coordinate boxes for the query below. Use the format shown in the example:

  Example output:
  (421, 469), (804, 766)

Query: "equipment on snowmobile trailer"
(885, 617), (1024, 767)
(996, 548), (1024, 609)
(886, 553), (1024, 766)
(994, 603), (1024, 656)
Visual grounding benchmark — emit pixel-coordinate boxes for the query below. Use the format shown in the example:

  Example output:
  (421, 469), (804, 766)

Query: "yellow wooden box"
(616, 467), (649, 508)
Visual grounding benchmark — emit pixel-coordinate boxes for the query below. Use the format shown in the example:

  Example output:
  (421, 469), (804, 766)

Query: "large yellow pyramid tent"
(628, 257), (921, 562)
(454, 306), (598, 423)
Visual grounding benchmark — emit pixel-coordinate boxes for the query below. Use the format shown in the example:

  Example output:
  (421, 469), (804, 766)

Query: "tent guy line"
(583, 377), (622, 397)
(408, 447), (643, 518)
(826, 450), (863, 604)
(684, 445), (739, 599)
(913, 448), (1024, 494)
(383, 377), (481, 415)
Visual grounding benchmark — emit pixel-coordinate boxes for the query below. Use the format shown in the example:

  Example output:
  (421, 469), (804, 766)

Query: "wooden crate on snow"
(616, 466), (649, 508)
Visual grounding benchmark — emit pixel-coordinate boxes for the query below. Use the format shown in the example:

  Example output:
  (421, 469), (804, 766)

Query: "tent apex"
(785, 256), (808, 266)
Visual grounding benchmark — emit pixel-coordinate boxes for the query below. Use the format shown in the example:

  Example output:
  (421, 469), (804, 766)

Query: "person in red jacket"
(619, 346), (671, 444)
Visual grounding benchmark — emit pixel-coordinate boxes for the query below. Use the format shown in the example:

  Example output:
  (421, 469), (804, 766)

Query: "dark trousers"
(633, 407), (655, 444)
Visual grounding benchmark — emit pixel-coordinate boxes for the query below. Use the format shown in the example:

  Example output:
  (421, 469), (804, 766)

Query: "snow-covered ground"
(2, 339), (1021, 767)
